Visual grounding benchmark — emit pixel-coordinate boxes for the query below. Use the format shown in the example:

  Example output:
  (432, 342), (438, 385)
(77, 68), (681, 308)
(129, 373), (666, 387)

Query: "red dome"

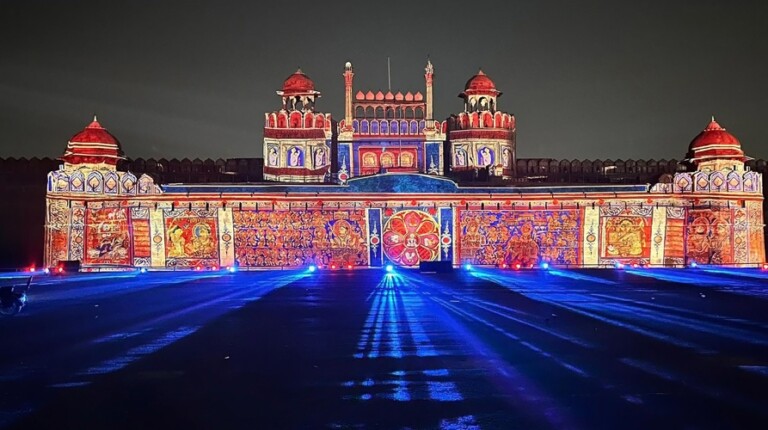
(69, 118), (119, 145)
(282, 68), (315, 94)
(687, 117), (745, 164)
(464, 70), (496, 92)
(62, 116), (124, 165)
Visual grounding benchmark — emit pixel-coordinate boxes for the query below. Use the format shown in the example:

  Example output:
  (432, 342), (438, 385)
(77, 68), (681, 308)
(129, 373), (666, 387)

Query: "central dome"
(464, 70), (496, 92)
(687, 117), (746, 165)
(282, 68), (315, 94)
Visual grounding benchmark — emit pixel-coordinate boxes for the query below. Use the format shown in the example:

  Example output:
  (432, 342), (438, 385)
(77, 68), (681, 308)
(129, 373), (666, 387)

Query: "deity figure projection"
(289, 147), (302, 167)
(268, 147), (278, 166)
(502, 148), (511, 167)
(479, 147), (494, 166)
(167, 225), (187, 258)
(314, 148), (326, 168)
(455, 148), (466, 166)
(189, 223), (215, 257)
(606, 218), (644, 257)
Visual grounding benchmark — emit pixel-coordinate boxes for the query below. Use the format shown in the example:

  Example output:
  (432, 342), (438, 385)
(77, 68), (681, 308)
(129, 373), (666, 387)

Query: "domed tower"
(61, 115), (124, 169)
(687, 117), (748, 172)
(263, 69), (333, 183)
(447, 70), (516, 179)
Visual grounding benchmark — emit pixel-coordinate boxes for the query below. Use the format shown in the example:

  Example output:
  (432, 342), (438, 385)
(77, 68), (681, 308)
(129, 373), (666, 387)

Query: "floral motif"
(382, 210), (440, 266)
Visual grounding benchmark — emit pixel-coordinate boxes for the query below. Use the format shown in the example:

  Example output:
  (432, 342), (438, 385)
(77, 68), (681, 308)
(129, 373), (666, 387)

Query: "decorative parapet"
(47, 167), (161, 196)
(650, 170), (762, 194)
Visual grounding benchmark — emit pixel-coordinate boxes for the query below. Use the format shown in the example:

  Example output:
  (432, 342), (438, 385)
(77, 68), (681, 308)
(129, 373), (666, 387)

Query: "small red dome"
(69, 118), (119, 145)
(282, 68), (315, 94)
(62, 116), (124, 165)
(464, 70), (496, 92)
(687, 117), (745, 164)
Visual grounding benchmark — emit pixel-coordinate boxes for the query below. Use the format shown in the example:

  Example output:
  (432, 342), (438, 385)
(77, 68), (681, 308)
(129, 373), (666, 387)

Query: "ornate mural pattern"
(164, 209), (219, 268)
(84, 208), (132, 266)
(687, 208), (733, 265)
(233, 210), (368, 268)
(458, 210), (581, 266)
(382, 210), (440, 267)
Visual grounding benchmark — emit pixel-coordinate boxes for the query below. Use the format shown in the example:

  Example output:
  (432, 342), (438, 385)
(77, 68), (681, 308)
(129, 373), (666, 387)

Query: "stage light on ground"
(228, 266), (237, 273)
(541, 262), (549, 270)
(57, 267), (64, 273)
(762, 263), (768, 271)
(615, 262), (625, 269)
(139, 267), (147, 273)
(308, 265), (316, 272)
(632, 263), (639, 268)
(212, 265), (218, 271)
(690, 262), (698, 268)
(195, 265), (202, 271)
(331, 264), (337, 270)
(513, 263), (521, 270)
(385, 264), (394, 273)
(500, 263), (507, 269)
(347, 264), (353, 270)
(464, 263), (472, 271)
(43, 268), (50, 274)
(27, 266), (35, 272)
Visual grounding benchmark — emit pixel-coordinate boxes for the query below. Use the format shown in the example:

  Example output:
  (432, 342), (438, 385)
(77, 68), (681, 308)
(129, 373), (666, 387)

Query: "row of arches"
(354, 104), (425, 119)
(266, 111), (328, 129)
(451, 112), (515, 130)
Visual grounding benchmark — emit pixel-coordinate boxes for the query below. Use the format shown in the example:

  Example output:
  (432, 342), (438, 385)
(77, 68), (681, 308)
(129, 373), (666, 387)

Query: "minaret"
(343, 61), (354, 132)
(425, 59), (434, 121)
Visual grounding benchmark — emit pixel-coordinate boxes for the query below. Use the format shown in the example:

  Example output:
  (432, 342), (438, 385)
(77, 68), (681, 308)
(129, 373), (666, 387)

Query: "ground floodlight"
(385, 264), (394, 273)
(464, 263), (472, 271)
(308, 265), (316, 272)
(761, 263), (768, 271)
(228, 266), (237, 273)
(140, 267), (147, 273)
(541, 262), (549, 270)
(43, 268), (50, 274)
(690, 262), (698, 269)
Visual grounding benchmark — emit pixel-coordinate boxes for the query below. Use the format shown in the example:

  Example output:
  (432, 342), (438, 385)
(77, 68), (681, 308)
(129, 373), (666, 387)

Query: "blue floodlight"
(308, 265), (317, 273)
(614, 262), (625, 269)
(228, 266), (237, 273)
(43, 268), (50, 274)
(541, 262), (549, 270)
(140, 267), (148, 274)
(464, 263), (473, 271)
(385, 264), (394, 273)
(690, 262), (698, 269)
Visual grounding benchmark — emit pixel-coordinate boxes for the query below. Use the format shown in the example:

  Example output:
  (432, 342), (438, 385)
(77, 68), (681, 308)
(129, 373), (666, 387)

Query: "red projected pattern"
(382, 210), (440, 267)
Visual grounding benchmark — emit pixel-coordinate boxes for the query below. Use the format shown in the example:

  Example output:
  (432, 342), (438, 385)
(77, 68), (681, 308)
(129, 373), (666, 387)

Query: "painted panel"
(650, 207), (667, 265)
(149, 209), (166, 267)
(83, 207), (132, 266)
(458, 210), (581, 266)
(599, 206), (653, 263)
(46, 200), (70, 266)
(69, 207), (85, 262)
(382, 209), (440, 267)
(164, 209), (219, 268)
(687, 208), (733, 265)
(233, 210), (368, 268)
(367, 208), (383, 267)
(747, 201), (765, 264)
(582, 207), (599, 265)
(664, 207), (686, 265)
(218, 208), (235, 268)
(438, 207), (454, 263)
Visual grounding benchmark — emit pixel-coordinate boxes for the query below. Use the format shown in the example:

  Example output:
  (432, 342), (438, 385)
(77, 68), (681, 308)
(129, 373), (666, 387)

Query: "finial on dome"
(93, 114), (98, 122)
(477, 68), (484, 75)
(296, 67), (302, 74)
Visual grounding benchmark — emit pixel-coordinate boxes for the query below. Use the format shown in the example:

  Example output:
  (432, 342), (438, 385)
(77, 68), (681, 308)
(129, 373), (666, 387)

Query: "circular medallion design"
(382, 210), (440, 267)
(222, 233), (232, 242)
(586, 233), (596, 243)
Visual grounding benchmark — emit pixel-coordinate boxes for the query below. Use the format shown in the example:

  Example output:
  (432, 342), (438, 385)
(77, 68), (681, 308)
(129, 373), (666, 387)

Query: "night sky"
(1, 0), (766, 161)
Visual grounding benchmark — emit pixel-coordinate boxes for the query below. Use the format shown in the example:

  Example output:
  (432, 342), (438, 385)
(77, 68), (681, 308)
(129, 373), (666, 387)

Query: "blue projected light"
(541, 262), (549, 270)
(690, 262), (698, 268)
(308, 265), (317, 273)
(139, 267), (147, 274)
(385, 264), (394, 273)
(464, 263), (472, 271)
(228, 266), (237, 273)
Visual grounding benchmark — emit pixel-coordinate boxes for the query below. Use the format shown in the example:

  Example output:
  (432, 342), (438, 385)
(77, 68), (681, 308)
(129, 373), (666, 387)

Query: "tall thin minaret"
(343, 61), (354, 131)
(425, 59), (434, 121)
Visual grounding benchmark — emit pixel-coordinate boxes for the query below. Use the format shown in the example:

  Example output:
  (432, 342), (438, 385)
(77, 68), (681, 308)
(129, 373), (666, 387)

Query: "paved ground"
(0, 266), (767, 429)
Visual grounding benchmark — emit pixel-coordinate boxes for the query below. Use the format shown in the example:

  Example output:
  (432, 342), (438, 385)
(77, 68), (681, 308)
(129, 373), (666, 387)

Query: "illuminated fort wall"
(44, 173), (765, 269)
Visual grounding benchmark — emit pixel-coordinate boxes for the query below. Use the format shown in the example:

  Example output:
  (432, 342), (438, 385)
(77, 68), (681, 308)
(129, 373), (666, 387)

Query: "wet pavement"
(1, 267), (767, 429)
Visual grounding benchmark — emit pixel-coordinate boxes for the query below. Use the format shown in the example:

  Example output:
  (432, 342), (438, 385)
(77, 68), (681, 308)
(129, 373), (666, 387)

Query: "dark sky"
(1, 0), (766, 161)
